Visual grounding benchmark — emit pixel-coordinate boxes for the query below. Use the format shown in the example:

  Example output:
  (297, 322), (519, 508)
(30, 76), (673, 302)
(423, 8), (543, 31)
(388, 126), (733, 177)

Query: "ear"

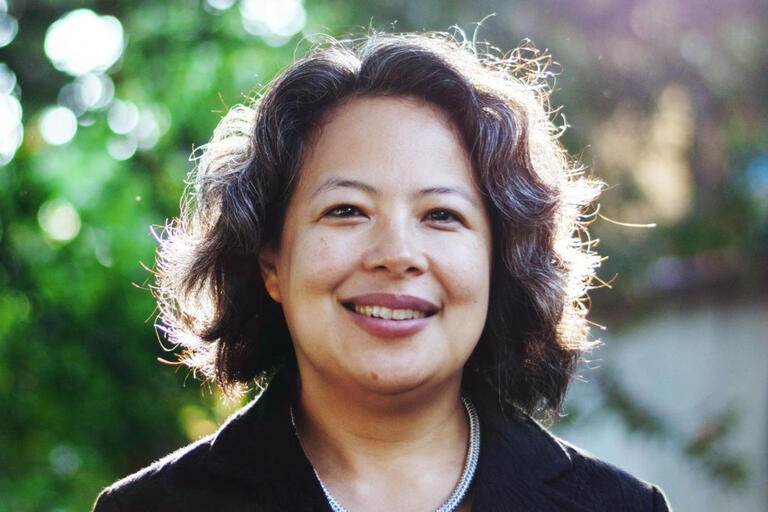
(258, 245), (282, 303)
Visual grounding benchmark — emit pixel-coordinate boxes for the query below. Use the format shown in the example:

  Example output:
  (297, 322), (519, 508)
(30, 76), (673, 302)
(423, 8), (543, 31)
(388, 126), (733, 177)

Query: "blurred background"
(0, 0), (766, 510)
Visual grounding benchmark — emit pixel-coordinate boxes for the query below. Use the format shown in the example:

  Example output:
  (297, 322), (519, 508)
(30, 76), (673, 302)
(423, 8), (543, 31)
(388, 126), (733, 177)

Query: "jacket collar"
(472, 388), (574, 482)
(467, 389), (590, 511)
(205, 370), (329, 511)
(205, 371), (581, 511)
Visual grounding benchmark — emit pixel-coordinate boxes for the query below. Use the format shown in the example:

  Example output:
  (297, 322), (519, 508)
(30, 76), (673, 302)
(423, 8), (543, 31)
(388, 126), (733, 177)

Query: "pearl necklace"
(289, 396), (481, 512)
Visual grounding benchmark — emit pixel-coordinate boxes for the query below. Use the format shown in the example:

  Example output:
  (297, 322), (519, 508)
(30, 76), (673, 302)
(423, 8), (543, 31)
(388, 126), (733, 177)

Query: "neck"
(292, 369), (471, 511)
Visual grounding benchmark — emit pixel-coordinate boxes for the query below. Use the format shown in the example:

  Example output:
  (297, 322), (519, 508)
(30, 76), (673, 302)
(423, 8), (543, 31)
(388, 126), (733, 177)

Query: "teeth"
(353, 304), (427, 320)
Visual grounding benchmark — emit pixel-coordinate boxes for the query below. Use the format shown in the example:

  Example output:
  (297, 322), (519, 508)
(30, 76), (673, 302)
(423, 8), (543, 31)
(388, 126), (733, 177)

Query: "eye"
(325, 204), (365, 218)
(424, 209), (463, 225)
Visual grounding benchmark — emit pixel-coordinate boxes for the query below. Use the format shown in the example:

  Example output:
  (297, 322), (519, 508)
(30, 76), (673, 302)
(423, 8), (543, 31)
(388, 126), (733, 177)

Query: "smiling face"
(260, 96), (492, 397)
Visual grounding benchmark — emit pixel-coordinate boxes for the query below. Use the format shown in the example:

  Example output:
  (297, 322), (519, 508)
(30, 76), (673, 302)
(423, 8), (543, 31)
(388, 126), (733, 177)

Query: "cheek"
(433, 236), (492, 305)
(283, 231), (358, 295)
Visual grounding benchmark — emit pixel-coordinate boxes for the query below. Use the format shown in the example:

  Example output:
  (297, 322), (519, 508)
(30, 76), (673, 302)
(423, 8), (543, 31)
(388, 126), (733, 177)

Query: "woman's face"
(260, 96), (492, 396)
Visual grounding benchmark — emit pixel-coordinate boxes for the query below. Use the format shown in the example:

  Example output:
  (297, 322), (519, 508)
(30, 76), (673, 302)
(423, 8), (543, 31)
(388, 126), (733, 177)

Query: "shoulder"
(92, 373), (314, 511)
(471, 397), (672, 511)
(548, 432), (672, 511)
(92, 434), (229, 510)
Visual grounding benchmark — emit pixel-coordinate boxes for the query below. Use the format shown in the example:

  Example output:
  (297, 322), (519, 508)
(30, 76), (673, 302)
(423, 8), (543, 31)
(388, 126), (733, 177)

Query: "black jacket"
(93, 373), (671, 511)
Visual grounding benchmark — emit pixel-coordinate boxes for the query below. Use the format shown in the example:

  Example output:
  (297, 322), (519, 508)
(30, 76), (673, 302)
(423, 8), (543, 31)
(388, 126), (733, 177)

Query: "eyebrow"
(417, 186), (479, 208)
(311, 178), (378, 198)
(311, 177), (479, 208)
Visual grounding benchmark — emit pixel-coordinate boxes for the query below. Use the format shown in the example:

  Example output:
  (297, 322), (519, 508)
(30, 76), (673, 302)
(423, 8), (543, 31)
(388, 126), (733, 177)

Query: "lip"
(340, 293), (439, 338)
(341, 293), (439, 312)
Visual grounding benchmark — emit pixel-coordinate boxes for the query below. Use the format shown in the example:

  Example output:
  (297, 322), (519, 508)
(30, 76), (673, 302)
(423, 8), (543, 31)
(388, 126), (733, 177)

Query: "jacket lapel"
(470, 392), (592, 512)
(205, 371), (330, 511)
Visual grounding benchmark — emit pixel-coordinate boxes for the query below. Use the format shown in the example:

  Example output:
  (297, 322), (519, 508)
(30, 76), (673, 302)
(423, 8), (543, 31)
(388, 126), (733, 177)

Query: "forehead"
(297, 95), (475, 192)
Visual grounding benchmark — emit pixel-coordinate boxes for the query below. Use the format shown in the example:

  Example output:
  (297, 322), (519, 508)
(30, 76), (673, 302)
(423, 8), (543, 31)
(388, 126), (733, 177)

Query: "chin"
(350, 363), (443, 397)
(359, 377), (427, 396)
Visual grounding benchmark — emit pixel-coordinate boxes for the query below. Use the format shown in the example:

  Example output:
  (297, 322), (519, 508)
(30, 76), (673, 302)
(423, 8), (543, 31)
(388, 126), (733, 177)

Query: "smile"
(351, 304), (428, 320)
(340, 293), (438, 338)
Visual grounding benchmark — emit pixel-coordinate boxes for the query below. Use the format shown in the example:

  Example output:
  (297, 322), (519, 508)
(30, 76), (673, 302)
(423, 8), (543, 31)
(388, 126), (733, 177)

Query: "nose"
(361, 216), (427, 277)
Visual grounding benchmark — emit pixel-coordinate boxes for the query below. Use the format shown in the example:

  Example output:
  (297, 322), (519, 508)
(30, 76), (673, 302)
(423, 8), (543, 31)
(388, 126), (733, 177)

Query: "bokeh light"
(135, 107), (169, 149)
(0, 61), (17, 94)
(49, 445), (81, 476)
(0, 90), (22, 165)
(37, 199), (82, 242)
(239, 0), (306, 46)
(104, 102), (169, 160)
(44, 9), (124, 76)
(0, 15), (17, 48)
(107, 135), (137, 161)
(39, 106), (78, 146)
(0, 93), (21, 133)
(107, 100), (139, 134)
(58, 73), (115, 116)
(179, 404), (219, 440)
(0, 0), (17, 48)
(744, 154), (768, 215)
(206, 0), (236, 10)
(77, 74), (114, 110)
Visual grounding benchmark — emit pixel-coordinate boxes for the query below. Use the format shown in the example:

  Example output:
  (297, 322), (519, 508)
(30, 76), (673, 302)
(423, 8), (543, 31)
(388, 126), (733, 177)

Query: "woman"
(94, 32), (671, 511)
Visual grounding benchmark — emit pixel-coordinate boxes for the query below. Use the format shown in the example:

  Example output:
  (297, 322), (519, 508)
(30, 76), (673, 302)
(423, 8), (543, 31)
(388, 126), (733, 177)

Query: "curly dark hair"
(153, 31), (603, 421)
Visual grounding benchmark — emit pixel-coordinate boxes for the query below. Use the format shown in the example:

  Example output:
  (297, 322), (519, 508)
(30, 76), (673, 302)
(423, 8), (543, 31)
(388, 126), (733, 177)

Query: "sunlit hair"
(154, 31), (603, 422)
